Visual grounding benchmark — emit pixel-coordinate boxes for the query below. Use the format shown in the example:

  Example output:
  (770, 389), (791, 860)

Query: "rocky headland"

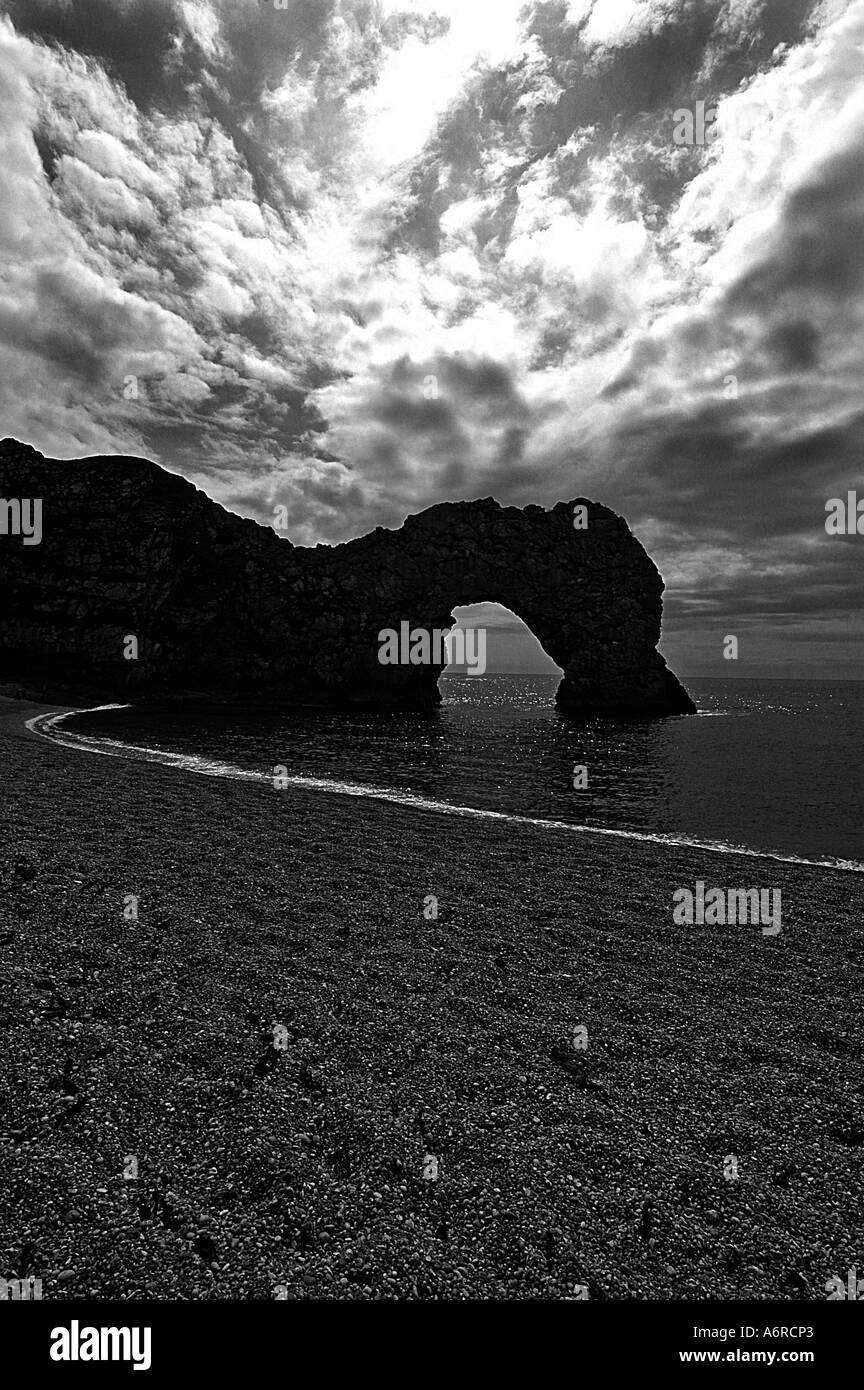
(0, 438), (694, 717)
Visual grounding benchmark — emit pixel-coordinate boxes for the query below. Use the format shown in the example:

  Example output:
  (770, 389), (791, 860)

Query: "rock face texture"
(0, 438), (695, 717)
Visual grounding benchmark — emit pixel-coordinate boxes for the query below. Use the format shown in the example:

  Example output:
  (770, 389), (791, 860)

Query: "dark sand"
(1, 697), (862, 1300)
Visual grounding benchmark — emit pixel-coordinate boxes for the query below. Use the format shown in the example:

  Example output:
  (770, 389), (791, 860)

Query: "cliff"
(0, 438), (695, 717)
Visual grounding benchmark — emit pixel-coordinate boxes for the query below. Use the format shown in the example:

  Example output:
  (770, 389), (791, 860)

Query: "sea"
(54, 677), (863, 871)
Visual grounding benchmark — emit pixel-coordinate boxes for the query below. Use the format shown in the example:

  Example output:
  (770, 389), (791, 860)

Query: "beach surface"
(1, 696), (862, 1300)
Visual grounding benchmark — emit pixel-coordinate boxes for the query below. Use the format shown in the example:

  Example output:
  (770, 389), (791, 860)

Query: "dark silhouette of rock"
(0, 438), (695, 717)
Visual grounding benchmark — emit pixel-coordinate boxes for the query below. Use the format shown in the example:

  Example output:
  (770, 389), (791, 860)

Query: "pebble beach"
(1, 697), (862, 1300)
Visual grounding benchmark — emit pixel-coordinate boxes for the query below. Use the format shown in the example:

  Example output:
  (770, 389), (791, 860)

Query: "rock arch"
(345, 497), (695, 716)
(0, 440), (695, 718)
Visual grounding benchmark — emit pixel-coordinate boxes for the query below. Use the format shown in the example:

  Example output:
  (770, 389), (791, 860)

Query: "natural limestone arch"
(332, 497), (695, 717)
(0, 441), (695, 718)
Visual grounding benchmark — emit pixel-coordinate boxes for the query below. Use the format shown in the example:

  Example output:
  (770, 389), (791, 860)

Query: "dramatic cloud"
(0, 0), (861, 673)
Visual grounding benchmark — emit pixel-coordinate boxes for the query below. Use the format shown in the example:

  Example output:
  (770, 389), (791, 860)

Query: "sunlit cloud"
(0, 0), (861, 673)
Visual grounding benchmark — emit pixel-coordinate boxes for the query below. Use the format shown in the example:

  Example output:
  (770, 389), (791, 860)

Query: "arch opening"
(438, 601), (564, 689)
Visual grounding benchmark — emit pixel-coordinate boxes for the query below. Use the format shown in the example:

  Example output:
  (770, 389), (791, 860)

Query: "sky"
(0, 0), (861, 676)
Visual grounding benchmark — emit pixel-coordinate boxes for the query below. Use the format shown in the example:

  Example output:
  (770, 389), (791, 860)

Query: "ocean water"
(60, 677), (863, 868)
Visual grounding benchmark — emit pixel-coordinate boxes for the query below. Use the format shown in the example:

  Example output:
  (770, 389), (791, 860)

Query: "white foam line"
(25, 705), (864, 875)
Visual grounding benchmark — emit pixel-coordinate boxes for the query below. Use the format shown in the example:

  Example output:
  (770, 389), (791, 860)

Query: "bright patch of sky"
(365, 0), (527, 167)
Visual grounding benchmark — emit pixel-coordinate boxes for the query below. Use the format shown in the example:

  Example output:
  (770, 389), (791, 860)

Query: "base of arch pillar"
(555, 664), (697, 720)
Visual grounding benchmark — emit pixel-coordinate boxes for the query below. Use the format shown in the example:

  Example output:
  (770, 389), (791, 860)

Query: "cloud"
(0, 0), (861, 674)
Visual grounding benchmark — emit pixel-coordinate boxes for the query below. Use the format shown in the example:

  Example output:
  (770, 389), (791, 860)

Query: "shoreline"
(1, 697), (862, 1300)
(24, 699), (864, 876)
